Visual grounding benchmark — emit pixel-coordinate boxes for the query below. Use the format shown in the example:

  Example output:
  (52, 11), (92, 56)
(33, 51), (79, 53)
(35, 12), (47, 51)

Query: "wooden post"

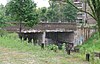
(99, 53), (100, 59)
(67, 43), (71, 55)
(86, 53), (90, 61)
(67, 50), (70, 55)
(19, 21), (22, 34)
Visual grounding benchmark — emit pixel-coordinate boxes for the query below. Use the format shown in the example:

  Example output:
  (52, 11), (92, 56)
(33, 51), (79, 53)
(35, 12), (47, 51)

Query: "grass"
(0, 33), (99, 64)
(78, 33), (100, 64)
(0, 33), (38, 51)
(80, 33), (100, 52)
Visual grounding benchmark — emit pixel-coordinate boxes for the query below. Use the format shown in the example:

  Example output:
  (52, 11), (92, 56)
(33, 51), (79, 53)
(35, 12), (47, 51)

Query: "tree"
(61, 1), (77, 22)
(0, 5), (9, 36)
(38, 0), (77, 22)
(38, 7), (48, 22)
(67, 0), (100, 36)
(47, 1), (60, 22)
(0, 4), (6, 27)
(0, 4), (10, 27)
(0, 5), (5, 22)
(46, 0), (77, 22)
(0, 4), (14, 24)
(6, 0), (39, 33)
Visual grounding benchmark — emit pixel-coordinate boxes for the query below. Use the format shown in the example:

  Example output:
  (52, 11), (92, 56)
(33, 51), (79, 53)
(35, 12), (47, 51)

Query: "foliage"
(38, 0), (77, 22)
(80, 33), (100, 52)
(46, 44), (58, 52)
(52, 44), (58, 52)
(0, 33), (39, 51)
(62, 1), (77, 22)
(38, 7), (48, 22)
(0, 4), (6, 23)
(46, 1), (60, 22)
(6, 0), (39, 27)
(48, 0), (77, 22)
(0, 4), (15, 26)
(0, 33), (100, 64)
(0, 4), (9, 27)
(0, 29), (8, 37)
(77, 33), (100, 64)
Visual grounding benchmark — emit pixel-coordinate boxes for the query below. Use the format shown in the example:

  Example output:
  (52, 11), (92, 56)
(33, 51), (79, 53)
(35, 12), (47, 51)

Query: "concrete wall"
(73, 27), (96, 46)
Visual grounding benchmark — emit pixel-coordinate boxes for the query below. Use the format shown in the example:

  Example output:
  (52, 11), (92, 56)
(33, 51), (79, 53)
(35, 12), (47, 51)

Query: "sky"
(0, 0), (49, 8)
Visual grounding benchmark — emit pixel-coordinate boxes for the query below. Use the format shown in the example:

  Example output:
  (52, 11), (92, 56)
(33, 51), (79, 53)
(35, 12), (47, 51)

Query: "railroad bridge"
(4, 22), (76, 45)
(4, 22), (95, 46)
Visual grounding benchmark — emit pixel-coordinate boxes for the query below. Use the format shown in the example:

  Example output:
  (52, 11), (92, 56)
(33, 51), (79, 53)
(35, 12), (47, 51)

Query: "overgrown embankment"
(80, 33), (100, 52)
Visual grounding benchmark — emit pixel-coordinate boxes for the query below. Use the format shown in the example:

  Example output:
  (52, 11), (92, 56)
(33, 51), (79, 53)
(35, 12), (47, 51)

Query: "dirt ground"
(0, 47), (90, 64)
(0, 47), (36, 64)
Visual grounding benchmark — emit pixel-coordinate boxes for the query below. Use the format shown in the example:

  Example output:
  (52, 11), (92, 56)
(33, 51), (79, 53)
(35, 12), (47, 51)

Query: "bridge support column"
(41, 32), (46, 49)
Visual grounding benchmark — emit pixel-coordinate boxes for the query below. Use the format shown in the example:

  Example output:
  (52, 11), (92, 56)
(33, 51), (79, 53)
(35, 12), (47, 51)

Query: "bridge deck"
(4, 22), (77, 33)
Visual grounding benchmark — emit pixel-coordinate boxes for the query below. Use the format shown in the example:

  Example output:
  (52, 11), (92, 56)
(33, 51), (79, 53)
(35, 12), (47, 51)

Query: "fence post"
(86, 53), (90, 61)
(67, 50), (70, 55)
(41, 43), (44, 49)
(99, 53), (100, 59)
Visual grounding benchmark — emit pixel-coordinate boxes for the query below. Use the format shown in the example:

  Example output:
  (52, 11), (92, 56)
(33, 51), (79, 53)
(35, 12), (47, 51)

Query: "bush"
(0, 29), (8, 37)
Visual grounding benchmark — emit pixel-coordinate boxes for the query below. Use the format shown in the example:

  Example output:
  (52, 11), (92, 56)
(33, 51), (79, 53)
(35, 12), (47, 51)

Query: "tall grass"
(0, 33), (65, 57)
(0, 33), (99, 64)
(0, 33), (41, 52)
(0, 33), (70, 64)
(80, 33), (100, 52)
(79, 33), (100, 64)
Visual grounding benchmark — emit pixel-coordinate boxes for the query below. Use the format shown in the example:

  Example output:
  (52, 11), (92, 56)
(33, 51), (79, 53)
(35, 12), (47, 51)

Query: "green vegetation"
(79, 33), (100, 64)
(0, 0), (100, 63)
(0, 33), (90, 64)
(0, 33), (100, 64)
(38, 0), (77, 22)
(0, 4), (12, 27)
(0, 4), (6, 24)
(80, 33), (100, 52)
(0, 33), (39, 52)
(6, 0), (39, 34)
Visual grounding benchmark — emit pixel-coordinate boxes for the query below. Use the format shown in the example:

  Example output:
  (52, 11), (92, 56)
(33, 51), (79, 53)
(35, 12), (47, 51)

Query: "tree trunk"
(96, 13), (100, 39)
(97, 11), (100, 38)
(19, 21), (22, 38)
(19, 21), (22, 33)
(97, 22), (100, 38)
